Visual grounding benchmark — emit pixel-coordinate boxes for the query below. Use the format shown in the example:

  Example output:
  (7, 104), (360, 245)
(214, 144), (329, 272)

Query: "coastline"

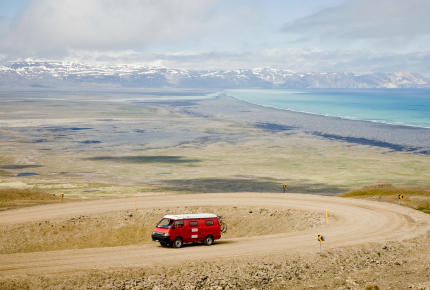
(226, 88), (430, 129)
(189, 94), (430, 154)
(232, 95), (430, 130)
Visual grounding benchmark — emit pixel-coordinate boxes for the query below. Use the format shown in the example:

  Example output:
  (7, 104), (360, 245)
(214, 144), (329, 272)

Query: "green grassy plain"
(339, 184), (430, 214)
(0, 188), (61, 209)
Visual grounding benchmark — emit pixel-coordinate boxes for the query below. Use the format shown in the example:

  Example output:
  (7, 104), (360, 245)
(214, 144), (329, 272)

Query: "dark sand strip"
(186, 95), (430, 154)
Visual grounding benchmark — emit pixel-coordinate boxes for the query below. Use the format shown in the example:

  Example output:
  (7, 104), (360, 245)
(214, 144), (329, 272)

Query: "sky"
(1, 0), (430, 76)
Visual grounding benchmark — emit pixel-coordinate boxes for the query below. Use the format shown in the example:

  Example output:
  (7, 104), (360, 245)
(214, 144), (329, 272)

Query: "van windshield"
(156, 218), (175, 229)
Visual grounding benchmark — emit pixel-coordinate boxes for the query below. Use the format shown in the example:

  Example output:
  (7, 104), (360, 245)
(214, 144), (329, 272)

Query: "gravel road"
(1, 192), (429, 278)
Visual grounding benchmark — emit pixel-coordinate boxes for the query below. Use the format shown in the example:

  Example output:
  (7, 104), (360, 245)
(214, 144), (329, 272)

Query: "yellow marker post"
(60, 194), (64, 203)
(283, 184), (286, 193)
(134, 196), (137, 211)
(398, 194), (403, 206)
(326, 206), (328, 224)
(318, 234), (325, 254)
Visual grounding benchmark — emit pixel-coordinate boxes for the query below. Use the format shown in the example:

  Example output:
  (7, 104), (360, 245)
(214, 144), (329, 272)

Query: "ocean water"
(33, 92), (219, 102)
(226, 89), (430, 129)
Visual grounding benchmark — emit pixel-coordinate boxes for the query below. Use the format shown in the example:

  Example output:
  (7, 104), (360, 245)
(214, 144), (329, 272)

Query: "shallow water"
(227, 89), (430, 129)
(17, 173), (38, 177)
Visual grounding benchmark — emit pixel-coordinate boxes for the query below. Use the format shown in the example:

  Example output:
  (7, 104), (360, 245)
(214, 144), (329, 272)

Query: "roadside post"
(60, 194), (64, 203)
(326, 206), (328, 224)
(318, 234), (325, 254)
(398, 194), (403, 205)
(134, 196), (137, 211)
(283, 184), (286, 193)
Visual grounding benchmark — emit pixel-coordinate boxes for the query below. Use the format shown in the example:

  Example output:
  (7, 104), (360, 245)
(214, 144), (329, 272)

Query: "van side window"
(189, 221), (198, 227)
(205, 220), (214, 226)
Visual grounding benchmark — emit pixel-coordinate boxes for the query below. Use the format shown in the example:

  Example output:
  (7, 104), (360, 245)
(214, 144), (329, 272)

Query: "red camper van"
(151, 213), (226, 248)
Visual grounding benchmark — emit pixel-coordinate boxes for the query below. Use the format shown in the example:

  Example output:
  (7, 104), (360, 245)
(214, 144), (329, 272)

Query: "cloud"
(256, 49), (430, 77)
(0, 0), (254, 56)
(281, 0), (430, 52)
(1, 0), (430, 77)
(0, 15), (8, 34)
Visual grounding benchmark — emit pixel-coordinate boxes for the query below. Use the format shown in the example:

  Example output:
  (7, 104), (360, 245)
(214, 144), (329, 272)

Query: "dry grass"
(0, 206), (326, 254)
(339, 184), (430, 214)
(0, 188), (62, 210)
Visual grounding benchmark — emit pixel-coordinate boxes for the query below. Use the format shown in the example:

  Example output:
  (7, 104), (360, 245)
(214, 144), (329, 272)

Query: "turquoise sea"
(226, 89), (430, 129)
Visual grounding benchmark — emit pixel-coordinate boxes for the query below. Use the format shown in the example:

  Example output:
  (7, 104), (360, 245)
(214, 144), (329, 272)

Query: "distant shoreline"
(191, 94), (430, 154)
(230, 95), (430, 130)
(225, 88), (430, 130)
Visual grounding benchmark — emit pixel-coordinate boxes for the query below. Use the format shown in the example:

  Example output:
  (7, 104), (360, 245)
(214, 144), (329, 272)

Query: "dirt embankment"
(0, 205), (325, 254)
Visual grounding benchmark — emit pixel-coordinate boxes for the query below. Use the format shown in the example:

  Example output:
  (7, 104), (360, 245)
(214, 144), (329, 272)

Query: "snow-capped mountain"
(1, 61), (429, 89)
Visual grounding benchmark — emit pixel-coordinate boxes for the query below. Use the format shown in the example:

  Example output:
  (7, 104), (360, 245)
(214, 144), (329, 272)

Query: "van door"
(170, 220), (185, 242)
(185, 220), (200, 242)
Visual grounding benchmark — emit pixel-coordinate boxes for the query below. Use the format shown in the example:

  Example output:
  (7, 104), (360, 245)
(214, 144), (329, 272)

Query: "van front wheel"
(173, 237), (183, 248)
(204, 235), (214, 246)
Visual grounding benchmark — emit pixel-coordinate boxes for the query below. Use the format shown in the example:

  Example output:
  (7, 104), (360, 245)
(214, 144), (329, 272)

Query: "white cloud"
(0, 0), (254, 55)
(281, 0), (430, 52)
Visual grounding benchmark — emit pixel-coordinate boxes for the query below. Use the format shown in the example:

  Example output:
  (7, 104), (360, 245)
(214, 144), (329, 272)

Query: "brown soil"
(1, 192), (429, 289)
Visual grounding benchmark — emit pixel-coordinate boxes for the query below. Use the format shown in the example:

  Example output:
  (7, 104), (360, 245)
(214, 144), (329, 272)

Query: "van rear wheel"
(173, 237), (183, 248)
(204, 235), (214, 246)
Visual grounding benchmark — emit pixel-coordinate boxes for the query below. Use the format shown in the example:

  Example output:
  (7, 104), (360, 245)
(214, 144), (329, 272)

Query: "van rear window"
(189, 221), (198, 227)
(205, 220), (214, 226)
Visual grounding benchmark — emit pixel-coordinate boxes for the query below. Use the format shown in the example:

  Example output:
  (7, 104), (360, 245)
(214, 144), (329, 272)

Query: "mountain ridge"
(1, 61), (429, 89)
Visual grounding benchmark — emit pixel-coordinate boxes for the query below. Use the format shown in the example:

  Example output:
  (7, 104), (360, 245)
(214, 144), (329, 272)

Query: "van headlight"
(153, 231), (170, 237)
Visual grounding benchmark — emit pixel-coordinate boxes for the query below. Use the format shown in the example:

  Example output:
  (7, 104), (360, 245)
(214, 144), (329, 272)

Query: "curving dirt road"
(1, 193), (429, 277)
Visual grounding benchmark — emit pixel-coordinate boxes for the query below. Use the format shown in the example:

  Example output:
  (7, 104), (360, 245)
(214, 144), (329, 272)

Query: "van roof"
(163, 213), (217, 220)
